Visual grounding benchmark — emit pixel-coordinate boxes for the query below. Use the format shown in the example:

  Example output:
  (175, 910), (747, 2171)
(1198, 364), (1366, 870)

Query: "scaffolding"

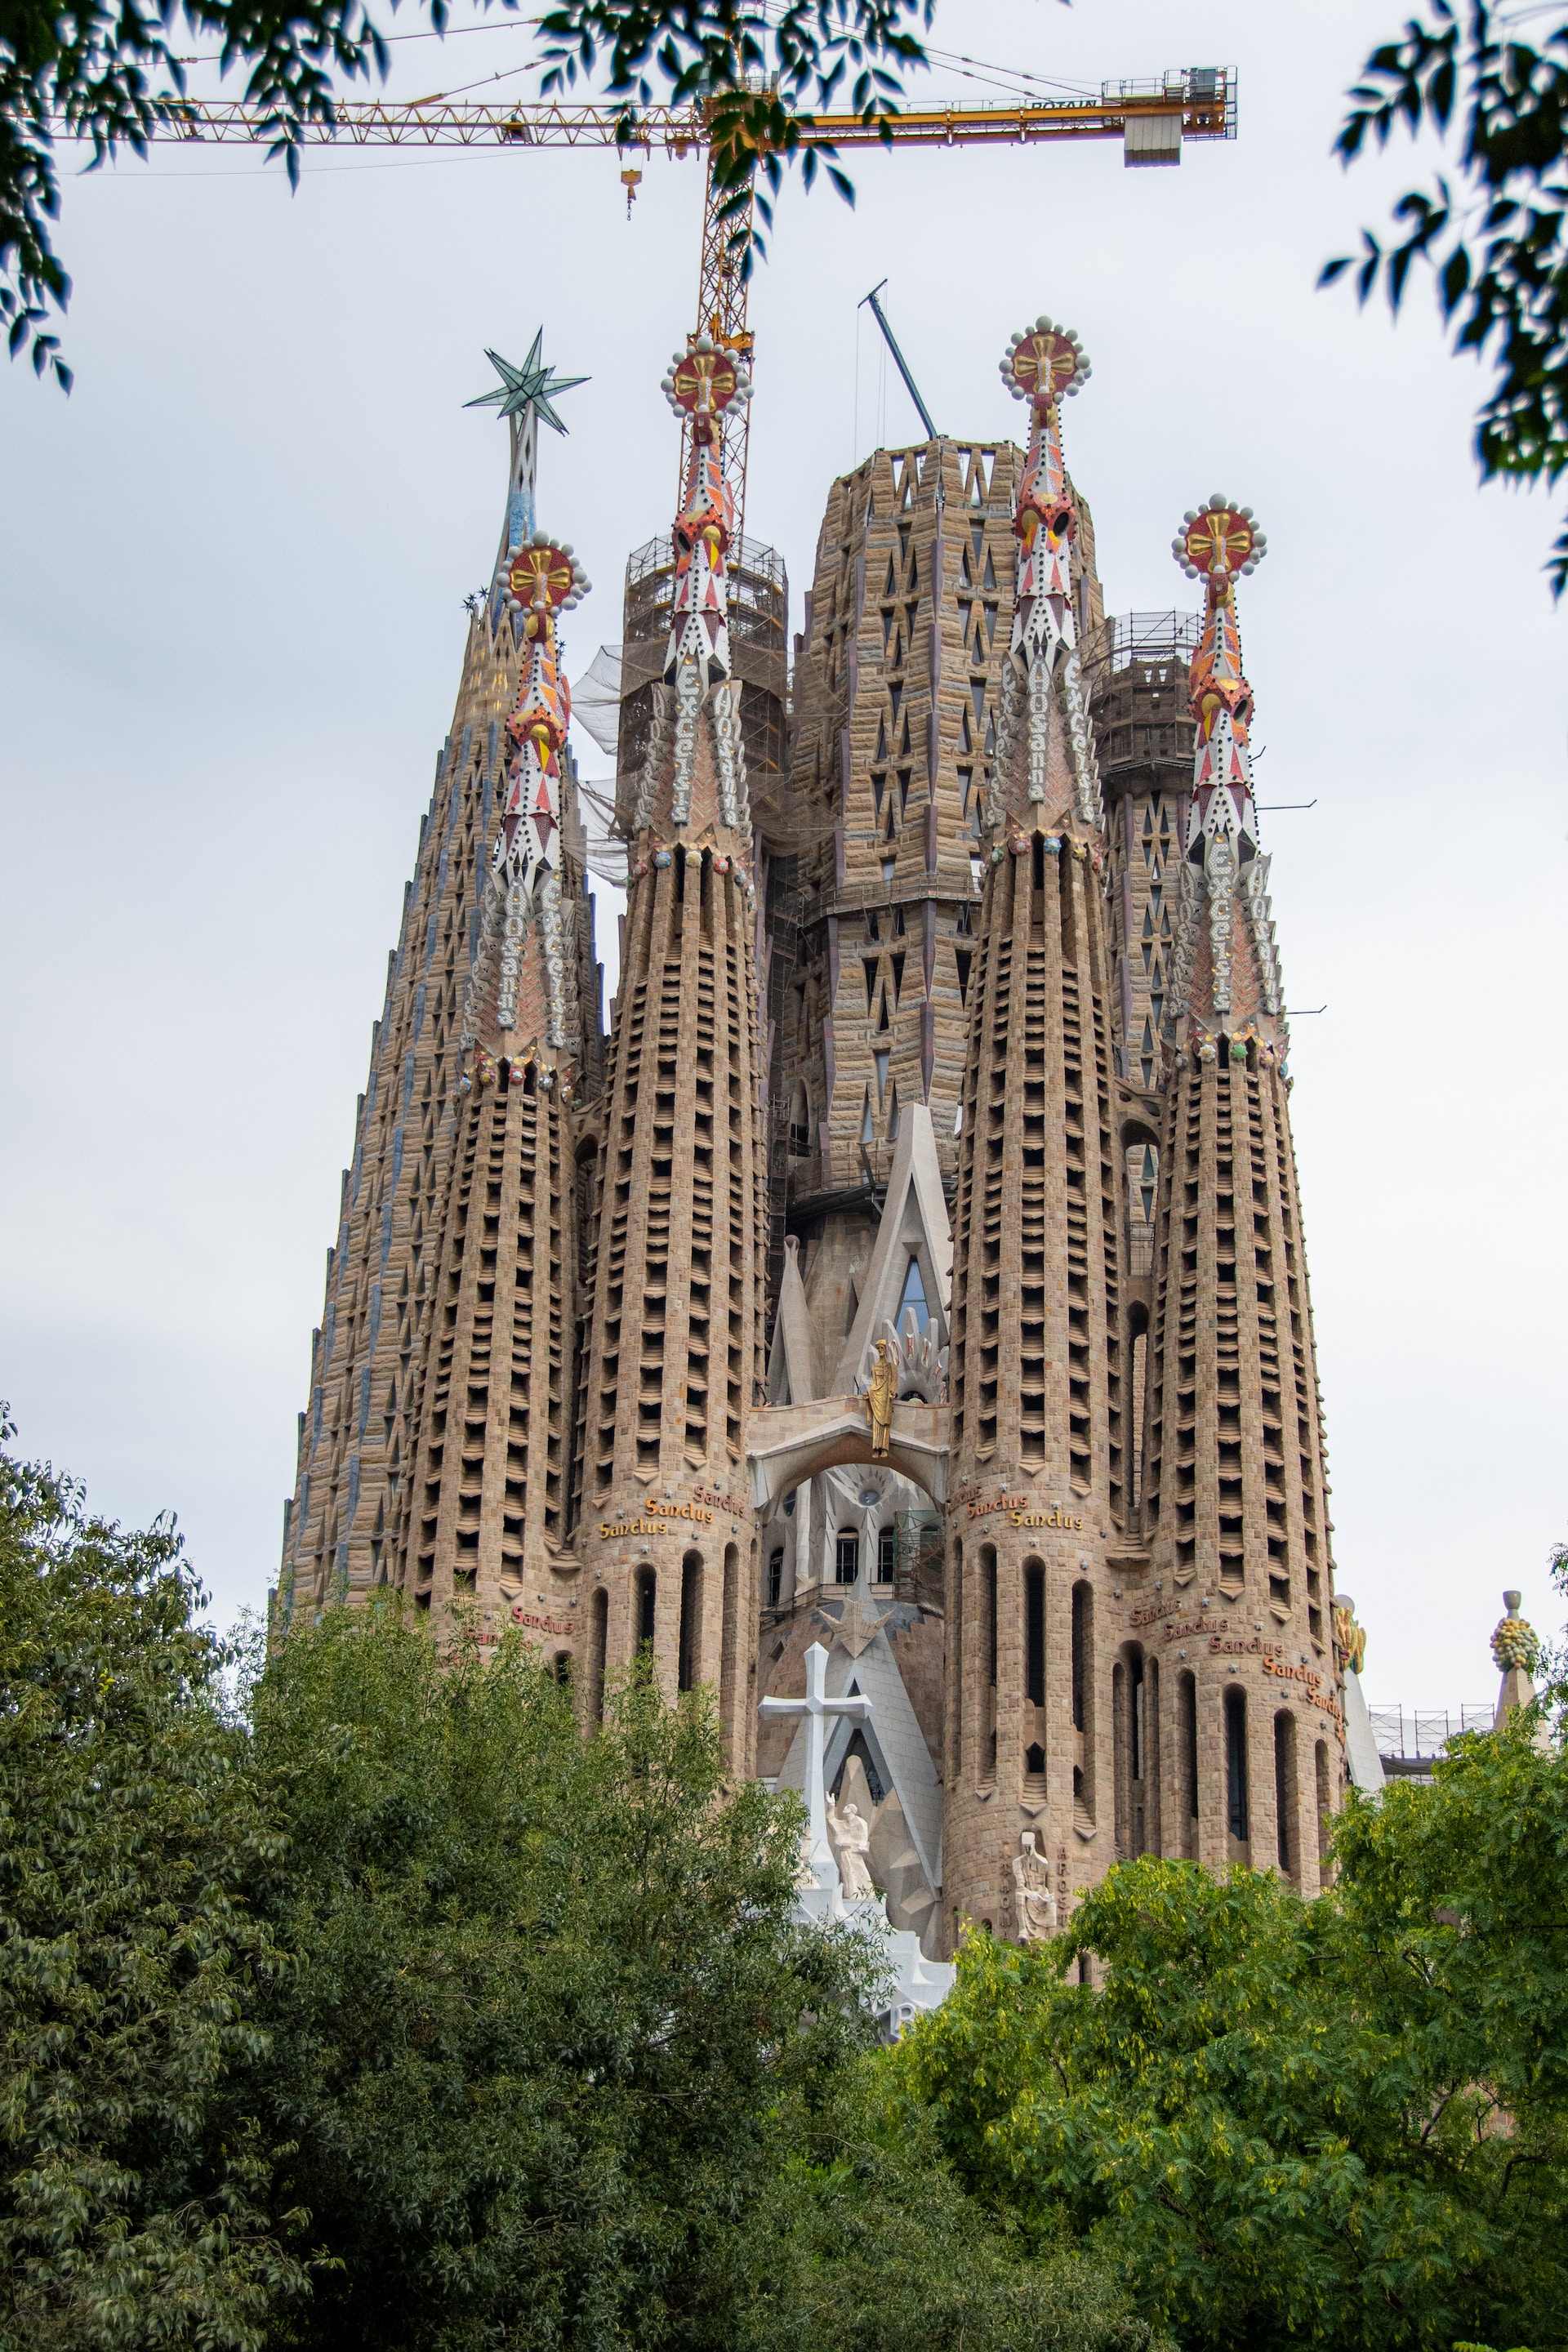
(612, 532), (789, 837)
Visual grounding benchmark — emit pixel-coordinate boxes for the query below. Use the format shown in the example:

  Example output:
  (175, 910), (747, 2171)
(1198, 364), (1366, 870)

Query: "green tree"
(902, 1710), (1568, 2351)
(0, 0), (929, 388)
(1325, 2), (1568, 592)
(0, 1413), (1226, 2352)
(0, 1419), (309, 2350)
(241, 1603), (885, 2352)
(737, 2058), (1161, 2352)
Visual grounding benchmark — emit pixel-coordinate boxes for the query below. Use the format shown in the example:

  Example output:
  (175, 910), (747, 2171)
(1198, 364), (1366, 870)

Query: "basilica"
(277, 308), (1352, 1956)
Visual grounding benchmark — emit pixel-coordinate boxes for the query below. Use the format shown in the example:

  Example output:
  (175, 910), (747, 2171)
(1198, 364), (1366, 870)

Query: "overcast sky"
(2, 0), (1563, 1708)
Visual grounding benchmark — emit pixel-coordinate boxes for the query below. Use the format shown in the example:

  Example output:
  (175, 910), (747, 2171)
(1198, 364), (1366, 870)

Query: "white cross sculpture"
(759, 1640), (872, 1900)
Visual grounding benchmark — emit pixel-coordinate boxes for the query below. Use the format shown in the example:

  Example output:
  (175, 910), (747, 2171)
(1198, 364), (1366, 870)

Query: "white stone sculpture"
(1011, 1829), (1058, 1942)
(827, 1794), (876, 1900)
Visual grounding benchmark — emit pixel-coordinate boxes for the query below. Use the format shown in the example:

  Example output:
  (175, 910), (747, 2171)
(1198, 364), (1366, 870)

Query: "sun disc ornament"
(504, 531), (590, 621)
(999, 314), (1090, 406)
(1172, 494), (1267, 585)
(664, 335), (752, 439)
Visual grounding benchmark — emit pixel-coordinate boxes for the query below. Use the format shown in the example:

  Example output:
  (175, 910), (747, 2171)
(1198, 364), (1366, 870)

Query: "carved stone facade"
(280, 328), (1352, 1960)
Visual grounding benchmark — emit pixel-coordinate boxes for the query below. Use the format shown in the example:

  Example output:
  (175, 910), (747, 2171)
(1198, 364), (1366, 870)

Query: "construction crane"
(83, 69), (1236, 537)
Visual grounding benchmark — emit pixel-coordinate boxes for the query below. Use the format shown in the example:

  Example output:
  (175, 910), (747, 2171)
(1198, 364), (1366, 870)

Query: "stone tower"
(1137, 497), (1338, 1891)
(278, 338), (606, 1668)
(938, 318), (1135, 1936)
(279, 307), (1356, 1958)
(572, 337), (769, 1766)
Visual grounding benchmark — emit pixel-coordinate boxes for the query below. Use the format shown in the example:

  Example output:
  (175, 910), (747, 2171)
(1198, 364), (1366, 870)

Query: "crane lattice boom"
(66, 69), (1235, 541)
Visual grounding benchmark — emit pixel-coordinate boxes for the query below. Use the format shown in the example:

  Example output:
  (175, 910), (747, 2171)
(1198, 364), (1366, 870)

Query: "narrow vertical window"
(1182, 1671), (1199, 1822)
(768, 1547), (784, 1607)
(1315, 1739), (1332, 1875)
(835, 1529), (860, 1584)
(1226, 1686), (1250, 1844)
(590, 1586), (608, 1725)
(637, 1567), (657, 1652)
(1024, 1560), (1045, 1707)
(1274, 1712), (1298, 1880)
(1071, 1581), (1089, 1731)
(678, 1554), (702, 1690)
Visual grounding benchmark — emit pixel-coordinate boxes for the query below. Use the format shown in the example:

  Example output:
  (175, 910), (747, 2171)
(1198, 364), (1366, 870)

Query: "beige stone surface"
(282, 424), (1345, 1959)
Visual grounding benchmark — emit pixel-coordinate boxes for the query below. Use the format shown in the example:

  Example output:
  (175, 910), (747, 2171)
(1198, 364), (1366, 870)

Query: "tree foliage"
(901, 1708), (1568, 2351)
(1325, 2), (1568, 593)
(0, 0), (930, 387)
(2, 1420), (1150, 2352)
(243, 1603), (885, 2352)
(737, 2060), (1162, 2352)
(0, 1419), (308, 2350)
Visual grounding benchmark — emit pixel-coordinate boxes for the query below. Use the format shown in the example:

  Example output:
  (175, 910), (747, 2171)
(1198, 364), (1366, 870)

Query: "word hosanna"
(278, 313), (1352, 1955)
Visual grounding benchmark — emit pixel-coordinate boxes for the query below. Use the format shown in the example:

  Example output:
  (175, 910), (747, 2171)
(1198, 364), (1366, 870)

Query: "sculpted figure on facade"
(866, 1338), (896, 1459)
(827, 1793), (877, 1900)
(1011, 1832), (1058, 1942)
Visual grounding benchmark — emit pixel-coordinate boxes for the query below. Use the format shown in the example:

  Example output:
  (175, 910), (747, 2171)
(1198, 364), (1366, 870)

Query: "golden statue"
(1332, 1598), (1367, 1677)
(866, 1337), (896, 1459)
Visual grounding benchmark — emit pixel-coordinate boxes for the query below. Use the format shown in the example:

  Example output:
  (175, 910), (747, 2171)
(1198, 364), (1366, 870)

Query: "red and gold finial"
(1000, 315), (1091, 412)
(1173, 495), (1267, 597)
(662, 333), (753, 446)
(501, 529), (590, 644)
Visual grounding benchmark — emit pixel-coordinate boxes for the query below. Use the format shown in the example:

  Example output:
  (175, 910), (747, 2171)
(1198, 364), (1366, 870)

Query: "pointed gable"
(831, 1100), (954, 1394)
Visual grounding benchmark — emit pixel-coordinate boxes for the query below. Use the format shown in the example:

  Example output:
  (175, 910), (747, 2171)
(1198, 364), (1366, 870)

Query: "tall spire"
(629, 335), (755, 840)
(467, 332), (590, 618)
(993, 316), (1100, 829)
(1166, 498), (1282, 1040)
(458, 336), (594, 1069)
(571, 329), (768, 1739)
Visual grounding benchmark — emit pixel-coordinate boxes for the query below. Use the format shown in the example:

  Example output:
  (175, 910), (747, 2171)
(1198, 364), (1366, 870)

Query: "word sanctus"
(512, 1606), (574, 1637)
(1263, 1655), (1344, 1725)
(964, 1494), (1085, 1530)
(692, 1481), (748, 1517)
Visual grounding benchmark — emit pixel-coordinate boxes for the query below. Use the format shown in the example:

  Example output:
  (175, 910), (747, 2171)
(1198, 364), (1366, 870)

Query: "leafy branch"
(1322, 1), (1568, 593)
(1, 0), (931, 385)
(537, 1), (933, 271)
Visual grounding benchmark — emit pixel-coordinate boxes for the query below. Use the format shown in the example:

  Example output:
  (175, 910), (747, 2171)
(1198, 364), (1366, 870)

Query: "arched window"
(1274, 1711), (1299, 1881)
(677, 1551), (703, 1692)
(1315, 1739), (1333, 1878)
(589, 1587), (608, 1725)
(720, 1544), (742, 1762)
(1024, 1559), (1045, 1708)
(789, 1082), (810, 1158)
(1071, 1579), (1096, 1824)
(1225, 1686), (1250, 1845)
(1178, 1668), (1199, 1855)
(553, 1650), (572, 1687)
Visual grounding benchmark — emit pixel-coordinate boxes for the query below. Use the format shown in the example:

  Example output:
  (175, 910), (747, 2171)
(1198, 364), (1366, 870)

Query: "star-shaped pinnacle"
(465, 329), (588, 436)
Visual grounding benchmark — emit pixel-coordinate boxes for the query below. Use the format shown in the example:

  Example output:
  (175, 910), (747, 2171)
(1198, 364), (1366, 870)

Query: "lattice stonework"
(279, 332), (1350, 1959)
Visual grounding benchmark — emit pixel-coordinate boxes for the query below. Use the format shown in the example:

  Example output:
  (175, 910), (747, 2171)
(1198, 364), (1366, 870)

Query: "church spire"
(457, 335), (594, 1069)
(628, 336), (755, 840)
(994, 316), (1101, 829)
(1166, 498), (1283, 1040)
(466, 330), (590, 590)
